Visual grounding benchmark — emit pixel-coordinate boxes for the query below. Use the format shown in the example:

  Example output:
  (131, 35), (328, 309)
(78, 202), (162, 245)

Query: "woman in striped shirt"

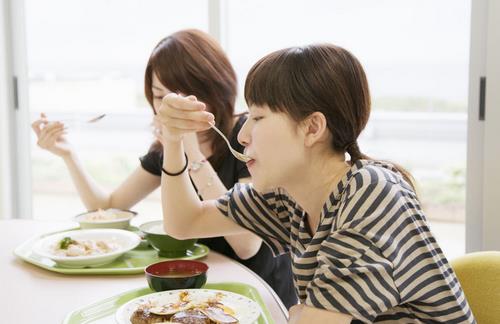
(155, 44), (475, 323)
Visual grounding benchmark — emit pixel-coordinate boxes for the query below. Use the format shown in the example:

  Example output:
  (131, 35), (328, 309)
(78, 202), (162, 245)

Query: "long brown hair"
(144, 29), (237, 168)
(244, 44), (416, 189)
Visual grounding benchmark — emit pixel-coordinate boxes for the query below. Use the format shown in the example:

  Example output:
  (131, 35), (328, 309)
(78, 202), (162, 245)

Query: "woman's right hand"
(156, 93), (214, 143)
(31, 113), (72, 158)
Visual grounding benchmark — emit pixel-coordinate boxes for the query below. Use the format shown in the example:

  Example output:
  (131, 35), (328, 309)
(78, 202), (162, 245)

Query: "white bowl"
(32, 229), (141, 268)
(75, 209), (137, 229)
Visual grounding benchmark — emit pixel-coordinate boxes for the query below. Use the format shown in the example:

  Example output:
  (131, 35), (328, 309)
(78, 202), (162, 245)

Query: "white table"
(0, 219), (288, 323)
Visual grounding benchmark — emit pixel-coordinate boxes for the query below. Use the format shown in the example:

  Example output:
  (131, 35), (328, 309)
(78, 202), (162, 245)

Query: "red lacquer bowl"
(145, 260), (208, 292)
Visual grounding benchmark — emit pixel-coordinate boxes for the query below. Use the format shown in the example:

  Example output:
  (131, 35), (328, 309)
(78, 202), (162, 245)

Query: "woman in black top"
(31, 29), (297, 308)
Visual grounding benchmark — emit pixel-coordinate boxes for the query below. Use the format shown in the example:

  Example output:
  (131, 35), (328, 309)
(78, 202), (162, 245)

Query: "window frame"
(466, 0), (500, 251)
(1, 0), (32, 219)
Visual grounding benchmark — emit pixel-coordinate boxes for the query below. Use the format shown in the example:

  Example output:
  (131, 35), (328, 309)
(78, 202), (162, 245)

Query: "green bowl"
(139, 221), (197, 258)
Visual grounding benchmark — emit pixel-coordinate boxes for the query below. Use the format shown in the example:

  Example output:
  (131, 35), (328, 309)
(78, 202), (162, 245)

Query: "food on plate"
(148, 292), (191, 315)
(58, 236), (77, 249)
(130, 291), (238, 324)
(128, 307), (173, 324)
(83, 208), (132, 222)
(199, 306), (239, 323)
(33, 229), (142, 268)
(170, 309), (210, 324)
(53, 236), (119, 257)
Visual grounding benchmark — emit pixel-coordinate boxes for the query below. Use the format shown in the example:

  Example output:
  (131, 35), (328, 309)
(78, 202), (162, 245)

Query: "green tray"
(14, 227), (209, 275)
(63, 282), (274, 324)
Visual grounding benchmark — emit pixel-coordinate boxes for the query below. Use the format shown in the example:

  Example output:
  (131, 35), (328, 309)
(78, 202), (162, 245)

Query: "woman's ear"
(303, 112), (328, 147)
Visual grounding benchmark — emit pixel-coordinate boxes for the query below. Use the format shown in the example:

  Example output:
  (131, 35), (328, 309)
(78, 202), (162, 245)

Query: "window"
(23, 0), (471, 258)
(226, 0), (470, 258)
(27, 0), (208, 221)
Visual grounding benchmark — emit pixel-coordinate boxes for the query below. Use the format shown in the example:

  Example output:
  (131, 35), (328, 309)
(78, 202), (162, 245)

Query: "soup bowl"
(75, 209), (136, 230)
(139, 221), (197, 257)
(145, 260), (208, 292)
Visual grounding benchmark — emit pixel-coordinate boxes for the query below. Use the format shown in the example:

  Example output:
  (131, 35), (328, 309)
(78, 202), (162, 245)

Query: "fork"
(209, 123), (252, 163)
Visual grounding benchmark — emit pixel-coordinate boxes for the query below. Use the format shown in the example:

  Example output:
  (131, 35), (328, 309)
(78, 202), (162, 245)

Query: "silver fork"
(209, 123), (252, 163)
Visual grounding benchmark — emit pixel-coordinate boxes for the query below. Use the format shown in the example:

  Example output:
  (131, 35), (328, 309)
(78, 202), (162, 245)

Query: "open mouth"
(245, 159), (255, 168)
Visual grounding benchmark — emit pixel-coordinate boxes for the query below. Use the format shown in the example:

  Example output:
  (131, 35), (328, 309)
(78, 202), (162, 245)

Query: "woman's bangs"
(244, 50), (296, 114)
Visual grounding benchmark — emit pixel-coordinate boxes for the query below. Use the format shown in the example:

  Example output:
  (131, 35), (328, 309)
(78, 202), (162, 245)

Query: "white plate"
(32, 229), (141, 268)
(115, 289), (262, 324)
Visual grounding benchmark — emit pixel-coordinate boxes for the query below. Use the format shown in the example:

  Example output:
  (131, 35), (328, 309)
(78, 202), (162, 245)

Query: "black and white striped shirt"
(216, 160), (475, 323)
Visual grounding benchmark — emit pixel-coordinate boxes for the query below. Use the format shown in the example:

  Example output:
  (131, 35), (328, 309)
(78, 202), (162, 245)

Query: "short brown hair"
(245, 44), (416, 189)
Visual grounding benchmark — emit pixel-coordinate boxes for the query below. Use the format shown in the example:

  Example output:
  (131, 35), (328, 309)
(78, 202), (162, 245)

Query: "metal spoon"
(183, 94), (251, 163)
(209, 123), (252, 163)
(60, 114), (106, 124)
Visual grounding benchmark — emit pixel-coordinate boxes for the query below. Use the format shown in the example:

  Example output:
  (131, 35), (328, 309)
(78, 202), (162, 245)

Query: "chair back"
(450, 251), (500, 324)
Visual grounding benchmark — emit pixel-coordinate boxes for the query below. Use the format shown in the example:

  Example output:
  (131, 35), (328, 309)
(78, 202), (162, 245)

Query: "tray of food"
(63, 282), (274, 324)
(14, 211), (209, 275)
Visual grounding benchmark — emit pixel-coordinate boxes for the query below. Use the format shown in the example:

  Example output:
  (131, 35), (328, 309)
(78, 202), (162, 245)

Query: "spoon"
(60, 114), (106, 124)
(209, 123), (252, 163)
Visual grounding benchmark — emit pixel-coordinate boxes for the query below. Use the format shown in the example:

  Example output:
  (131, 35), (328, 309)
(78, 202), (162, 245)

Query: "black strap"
(161, 153), (188, 176)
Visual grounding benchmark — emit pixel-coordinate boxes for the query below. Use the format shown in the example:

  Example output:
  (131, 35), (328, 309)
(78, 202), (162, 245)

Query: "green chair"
(450, 251), (500, 324)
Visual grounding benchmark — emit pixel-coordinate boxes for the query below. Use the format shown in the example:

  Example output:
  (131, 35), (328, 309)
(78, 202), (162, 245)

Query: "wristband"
(161, 153), (188, 176)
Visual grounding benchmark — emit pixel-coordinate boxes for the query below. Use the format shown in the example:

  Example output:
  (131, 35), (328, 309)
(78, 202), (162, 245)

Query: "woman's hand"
(152, 116), (203, 160)
(31, 113), (72, 158)
(156, 93), (214, 143)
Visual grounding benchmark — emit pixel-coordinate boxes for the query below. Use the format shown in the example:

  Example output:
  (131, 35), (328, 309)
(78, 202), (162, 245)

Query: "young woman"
(31, 29), (297, 309)
(156, 44), (475, 323)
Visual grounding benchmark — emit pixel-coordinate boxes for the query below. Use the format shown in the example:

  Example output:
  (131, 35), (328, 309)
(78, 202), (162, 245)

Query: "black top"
(139, 115), (298, 309)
